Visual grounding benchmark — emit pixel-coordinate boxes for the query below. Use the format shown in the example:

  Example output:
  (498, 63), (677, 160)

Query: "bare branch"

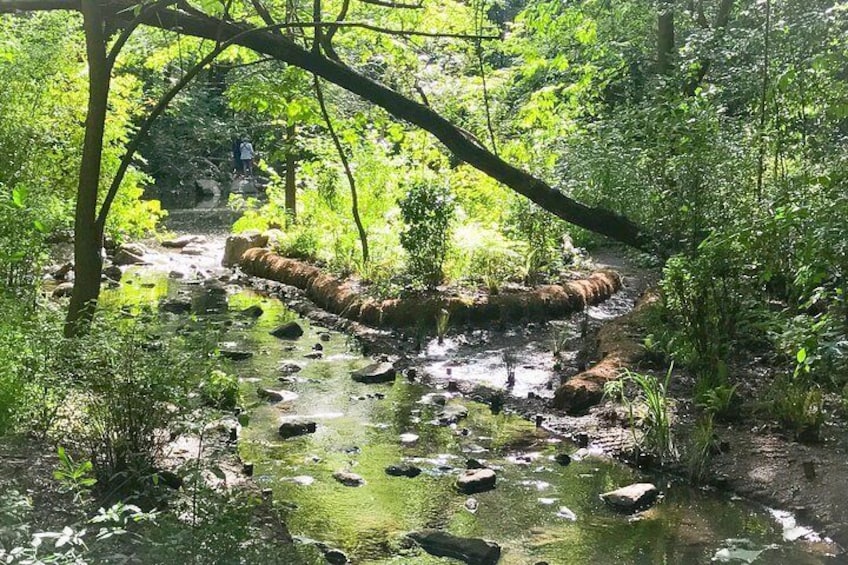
(359, 0), (423, 9)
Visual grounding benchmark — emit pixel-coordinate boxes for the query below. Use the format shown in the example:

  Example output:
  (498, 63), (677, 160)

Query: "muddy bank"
(239, 248), (622, 328)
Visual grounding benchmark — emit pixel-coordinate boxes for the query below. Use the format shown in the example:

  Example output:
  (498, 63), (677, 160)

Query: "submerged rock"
(408, 530), (501, 565)
(279, 362), (304, 374)
(162, 235), (202, 249)
(601, 483), (658, 511)
(322, 548), (348, 564)
(304, 351), (323, 359)
(351, 362), (396, 384)
(333, 471), (366, 487)
(385, 464), (422, 478)
(102, 264), (122, 282)
(554, 452), (572, 466)
(278, 419), (317, 439)
(456, 468), (496, 494)
(270, 321), (303, 339)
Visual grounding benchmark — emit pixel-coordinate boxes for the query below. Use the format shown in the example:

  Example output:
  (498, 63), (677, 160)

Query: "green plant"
(53, 446), (97, 502)
(200, 370), (240, 410)
(769, 375), (825, 443)
(398, 177), (455, 288)
(550, 323), (570, 358)
(687, 414), (719, 484)
(696, 384), (739, 422)
(604, 365), (677, 465)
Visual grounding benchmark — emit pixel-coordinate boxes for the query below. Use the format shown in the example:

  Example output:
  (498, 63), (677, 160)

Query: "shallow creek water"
(102, 236), (833, 565)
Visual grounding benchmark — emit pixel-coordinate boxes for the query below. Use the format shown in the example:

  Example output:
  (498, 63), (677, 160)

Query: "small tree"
(399, 178), (455, 288)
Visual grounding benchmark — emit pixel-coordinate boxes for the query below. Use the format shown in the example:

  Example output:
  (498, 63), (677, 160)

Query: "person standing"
(239, 138), (255, 177)
(232, 136), (243, 175)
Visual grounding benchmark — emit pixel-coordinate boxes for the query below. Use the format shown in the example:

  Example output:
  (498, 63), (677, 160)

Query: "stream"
(97, 203), (835, 564)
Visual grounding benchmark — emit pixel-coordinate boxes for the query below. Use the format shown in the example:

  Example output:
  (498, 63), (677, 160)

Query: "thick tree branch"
(1, 0), (656, 252)
(359, 0), (423, 9)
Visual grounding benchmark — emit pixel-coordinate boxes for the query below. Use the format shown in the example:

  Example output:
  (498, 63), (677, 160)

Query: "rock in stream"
(408, 530), (501, 565)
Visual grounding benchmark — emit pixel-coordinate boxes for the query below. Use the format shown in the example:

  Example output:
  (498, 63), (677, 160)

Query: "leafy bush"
(769, 375), (825, 443)
(398, 177), (455, 288)
(200, 370), (240, 410)
(62, 317), (214, 489)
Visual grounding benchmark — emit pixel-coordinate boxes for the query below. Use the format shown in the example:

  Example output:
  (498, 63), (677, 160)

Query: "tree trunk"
(657, 1), (675, 74)
(285, 124), (297, 220)
(64, 0), (110, 337)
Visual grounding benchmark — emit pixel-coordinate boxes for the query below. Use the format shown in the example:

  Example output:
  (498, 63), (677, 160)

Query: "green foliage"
(604, 366), (677, 466)
(200, 369), (240, 411)
(398, 176), (456, 288)
(62, 316), (215, 487)
(53, 446), (97, 502)
(769, 374), (825, 443)
(687, 414), (719, 484)
(696, 384), (738, 423)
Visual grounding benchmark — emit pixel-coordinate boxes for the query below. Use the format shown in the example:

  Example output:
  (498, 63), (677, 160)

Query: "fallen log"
(239, 248), (622, 328)
(552, 290), (659, 414)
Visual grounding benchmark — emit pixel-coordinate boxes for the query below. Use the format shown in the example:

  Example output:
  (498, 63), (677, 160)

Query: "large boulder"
(351, 362), (396, 384)
(278, 418), (317, 439)
(408, 531), (501, 565)
(456, 468), (496, 494)
(222, 231), (269, 268)
(601, 483), (658, 511)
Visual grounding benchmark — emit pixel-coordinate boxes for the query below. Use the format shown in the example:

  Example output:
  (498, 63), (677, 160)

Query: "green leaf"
(796, 348), (807, 364)
(11, 186), (27, 208)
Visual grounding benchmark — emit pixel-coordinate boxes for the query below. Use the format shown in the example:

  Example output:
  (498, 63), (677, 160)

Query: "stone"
(601, 483), (658, 511)
(51, 282), (74, 298)
(319, 332), (331, 342)
(436, 404), (469, 425)
(220, 349), (253, 361)
(279, 362), (303, 374)
(52, 262), (73, 280)
(304, 351), (323, 359)
(241, 305), (264, 318)
(278, 419), (317, 439)
(333, 471), (366, 487)
(257, 388), (298, 403)
(270, 321), (304, 339)
(408, 530), (501, 565)
(464, 498), (478, 513)
(102, 264), (122, 281)
(162, 235), (202, 249)
(466, 459), (485, 469)
(351, 362), (396, 384)
(322, 548), (348, 564)
(195, 178), (221, 197)
(456, 468), (496, 494)
(160, 298), (192, 314)
(222, 230), (269, 268)
(180, 245), (205, 256)
(385, 464), (422, 478)
(554, 452), (572, 466)
(112, 246), (146, 266)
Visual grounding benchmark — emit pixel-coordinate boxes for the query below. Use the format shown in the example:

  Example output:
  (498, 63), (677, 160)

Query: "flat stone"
(180, 245), (205, 256)
(162, 235), (202, 249)
(351, 362), (396, 384)
(160, 298), (192, 314)
(385, 464), (422, 478)
(408, 530), (501, 565)
(333, 471), (365, 487)
(257, 388), (298, 403)
(279, 362), (303, 374)
(304, 351), (323, 359)
(601, 483), (658, 511)
(270, 321), (304, 339)
(112, 247), (146, 266)
(278, 419), (317, 439)
(220, 349), (253, 361)
(456, 468), (496, 494)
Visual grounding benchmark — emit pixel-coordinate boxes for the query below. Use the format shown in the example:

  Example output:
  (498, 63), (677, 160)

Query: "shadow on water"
(99, 258), (836, 565)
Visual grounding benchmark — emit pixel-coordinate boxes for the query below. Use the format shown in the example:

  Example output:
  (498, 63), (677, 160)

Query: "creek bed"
(105, 251), (833, 564)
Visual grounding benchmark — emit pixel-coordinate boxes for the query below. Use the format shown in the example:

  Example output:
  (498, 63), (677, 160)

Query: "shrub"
(200, 370), (240, 411)
(62, 317), (214, 489)
(398, 177), (455, 288)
